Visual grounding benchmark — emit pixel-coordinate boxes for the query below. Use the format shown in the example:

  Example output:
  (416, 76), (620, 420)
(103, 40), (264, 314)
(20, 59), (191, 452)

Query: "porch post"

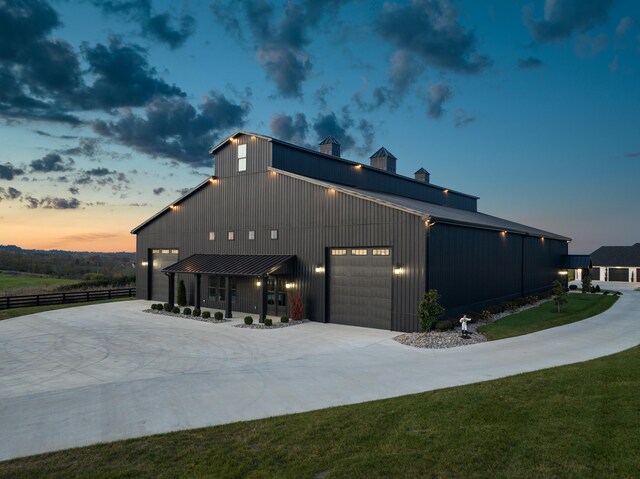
(196, 274), (202, 308)
(167, 272), (175, 306)
(225, 276), (232, 318)
(259, 276), (268, 323)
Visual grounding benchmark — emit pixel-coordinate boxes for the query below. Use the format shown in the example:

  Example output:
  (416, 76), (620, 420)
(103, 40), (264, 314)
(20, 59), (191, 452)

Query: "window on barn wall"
(270, 229), (278, 240)
(238, 143), (247, 172)
(209, 232), (216, 241)
(248, 230), (255, 240)
(228, 231), (235, 241)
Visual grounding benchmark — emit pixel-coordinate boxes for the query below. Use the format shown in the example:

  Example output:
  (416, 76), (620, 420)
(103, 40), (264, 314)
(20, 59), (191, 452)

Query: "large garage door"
(328, 247), (392, 330)
(608, 268), (629, 282)
(150, 249), (179, 301)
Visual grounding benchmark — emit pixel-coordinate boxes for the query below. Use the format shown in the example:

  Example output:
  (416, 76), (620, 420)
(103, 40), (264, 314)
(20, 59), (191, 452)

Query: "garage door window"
(351, 249), (367, 255)
(372, 249), (390, 256)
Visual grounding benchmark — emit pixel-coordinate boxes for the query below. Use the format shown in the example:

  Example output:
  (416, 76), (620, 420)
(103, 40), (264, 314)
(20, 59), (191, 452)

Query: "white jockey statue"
(460, 315), (471, 337)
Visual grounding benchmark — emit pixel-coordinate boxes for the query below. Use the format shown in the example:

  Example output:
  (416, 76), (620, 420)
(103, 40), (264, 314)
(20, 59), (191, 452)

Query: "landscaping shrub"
(582, 274), (592, 294)
(603, 291), (610, 295)
(595, 285), (601, 293)
(569, 284), (578, 290)
(177, 280), (187, 307)
(202, 311), (211, 319)
(157, 304), (164, 310)
(434, 319), (455, 331)
(151, 304), (157, 310)
(172, 306), (180, 314)
(480, 310), (493, 321)
(280, 316), (290, 323)
(287, 291), (305, 320)
(265, 318), (273, 327)
(244, 316), (253, 325)
(183, 307), (192, 315)
(214, 311), (224, 320)
(614, 291), (622, 296)
(163, 303), (171, 312)
(193, 309), (201, 317)
(552, 280), (568, 313)
(418, 289), (445, 331)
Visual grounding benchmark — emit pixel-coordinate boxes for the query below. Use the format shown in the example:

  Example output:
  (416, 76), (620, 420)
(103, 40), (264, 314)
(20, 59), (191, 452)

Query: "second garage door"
(328, 247), (392, 330)
(150, 249), (179, 301)
(608, 268), (629, 282)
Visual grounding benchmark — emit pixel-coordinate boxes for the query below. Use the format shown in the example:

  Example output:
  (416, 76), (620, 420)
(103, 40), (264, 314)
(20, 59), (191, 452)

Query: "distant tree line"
(0, 245), (135, 280)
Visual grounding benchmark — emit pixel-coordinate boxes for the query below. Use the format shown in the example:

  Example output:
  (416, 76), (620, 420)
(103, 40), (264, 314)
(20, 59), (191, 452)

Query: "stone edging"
(143, 309), (231, 323)
(234, 319), (307, 329)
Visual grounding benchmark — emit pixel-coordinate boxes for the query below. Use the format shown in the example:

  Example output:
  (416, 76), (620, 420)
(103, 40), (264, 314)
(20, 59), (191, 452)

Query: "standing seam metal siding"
(271, 143), (477, 212)
(135, 167), (426, 332)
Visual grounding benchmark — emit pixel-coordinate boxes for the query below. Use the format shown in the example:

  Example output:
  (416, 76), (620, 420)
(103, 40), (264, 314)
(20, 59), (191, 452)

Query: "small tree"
(581, 274), (592, 294)
(418, 289), (445, 332)
(287, 291), (304, 320)
(177, 279), (187, 306)
(552, 280), (567, 313)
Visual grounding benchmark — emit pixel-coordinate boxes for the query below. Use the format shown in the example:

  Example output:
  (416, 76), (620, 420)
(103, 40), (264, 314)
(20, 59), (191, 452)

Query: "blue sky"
(0, 0), (638, 252)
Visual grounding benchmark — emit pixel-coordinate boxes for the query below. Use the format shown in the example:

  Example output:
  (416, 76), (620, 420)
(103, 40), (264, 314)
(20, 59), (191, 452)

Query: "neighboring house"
(132, 131), (571, 332)
(580, 244), (640, 283)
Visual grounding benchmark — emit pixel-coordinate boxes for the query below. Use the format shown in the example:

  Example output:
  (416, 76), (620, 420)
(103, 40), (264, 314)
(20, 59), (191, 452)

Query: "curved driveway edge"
(1, 287), (639, 461)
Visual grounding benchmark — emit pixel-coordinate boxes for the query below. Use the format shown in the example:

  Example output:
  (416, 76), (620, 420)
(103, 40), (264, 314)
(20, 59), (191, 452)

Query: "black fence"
(0, 288), (136, 310)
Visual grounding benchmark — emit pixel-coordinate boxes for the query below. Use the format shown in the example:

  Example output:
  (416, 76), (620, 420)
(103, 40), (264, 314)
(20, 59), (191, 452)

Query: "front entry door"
(267, 278), (288, 317)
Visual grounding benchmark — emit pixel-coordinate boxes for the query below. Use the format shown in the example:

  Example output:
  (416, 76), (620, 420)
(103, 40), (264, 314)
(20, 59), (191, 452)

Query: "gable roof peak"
(370, 147), (396, 159)
(319, 136), (340, 145)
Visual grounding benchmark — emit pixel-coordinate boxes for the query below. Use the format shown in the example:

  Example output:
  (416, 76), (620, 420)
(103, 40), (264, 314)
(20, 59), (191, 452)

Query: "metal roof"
(162, 254), (295, 276)
(370, 147), (396, 159)
(591, 243), (640, 266)
(414, 167), (429, 174)
(273, 169), (570, 241)
(562, 255), (592, 269)
(319, 136), (340, 145)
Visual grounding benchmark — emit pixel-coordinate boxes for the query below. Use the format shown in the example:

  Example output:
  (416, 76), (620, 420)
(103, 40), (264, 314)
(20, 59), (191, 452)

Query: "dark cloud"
(92, 92), (250, 166)
(426, 83), (452, 119)
(0, 162), (25, 180)
(212, 0), (348, 97)
(518, 56), (544, 69)
(129, 202), (150, 206)
(313, 112), (356, 152)
(59, 137), (100, 156)
(453, 108), (475, 127)
(176, 188), (190, 196)
(33, 130), (77, 139)
(23, 194), (81, 209)
(30, 153), (75, 172)
(92, 1), (196, 49)
(355, 119), (375, 157)
(0, 186), (22, 201)
(524, 0), (614, 43)
(23, 195), (39, 208)
(153, 187), (165, 195)
(388, 50), (424, 97)
(69, 186), (79, 195)
(270, 113), (308, 145)
(624, 151), (640, 158)
(376, 0), (491, 74)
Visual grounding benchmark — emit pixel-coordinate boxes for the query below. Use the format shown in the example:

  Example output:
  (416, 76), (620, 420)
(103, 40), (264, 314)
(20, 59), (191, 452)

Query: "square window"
(270, 229), (278, 240)
(209, 232), (216, 241)
(228, 231), (235, 241)
(248, 230), (255, 240)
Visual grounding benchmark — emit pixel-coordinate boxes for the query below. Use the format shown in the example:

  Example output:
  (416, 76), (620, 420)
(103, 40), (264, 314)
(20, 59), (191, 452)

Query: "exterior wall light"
(315, 266), (325, 273)
(328, 188), (336, 194)
(501, 230), (507, 235)
(541, 236), (545, 241)
(393, 267), (404, 275)
(209, 178), (217, 184)
(256, 280), (262, 287)
(141, 261), (148, 267)
(559, 270), (568, 276)
(443, 189), (449, 193)
(285, 282), (295, 289)
(355, 164), (362, 169)
(169, 205), (176, 210)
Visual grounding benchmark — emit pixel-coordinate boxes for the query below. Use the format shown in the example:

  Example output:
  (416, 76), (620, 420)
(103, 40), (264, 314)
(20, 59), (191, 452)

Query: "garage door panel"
(150, 251), (178, 301)
(608, 268), (628, 282)
(329, 248), (392, 330)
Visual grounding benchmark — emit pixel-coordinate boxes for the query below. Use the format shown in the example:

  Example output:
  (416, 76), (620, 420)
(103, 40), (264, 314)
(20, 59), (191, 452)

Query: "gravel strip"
(235, 320), (307, 329)
(143, 309), (231, 324)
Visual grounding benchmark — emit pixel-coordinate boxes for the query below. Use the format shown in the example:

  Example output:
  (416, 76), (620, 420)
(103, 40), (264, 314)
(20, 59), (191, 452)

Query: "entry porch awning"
(562, 255), (592, 269)
(162, 254), (295, 276)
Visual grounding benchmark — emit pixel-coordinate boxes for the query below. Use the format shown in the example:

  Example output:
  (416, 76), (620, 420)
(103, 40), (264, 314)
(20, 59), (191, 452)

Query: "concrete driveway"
(1, 287), (640, 461)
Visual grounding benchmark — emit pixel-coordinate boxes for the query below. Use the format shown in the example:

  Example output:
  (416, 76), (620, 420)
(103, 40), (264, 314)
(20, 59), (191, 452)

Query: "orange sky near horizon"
(0, 205), (153, 252)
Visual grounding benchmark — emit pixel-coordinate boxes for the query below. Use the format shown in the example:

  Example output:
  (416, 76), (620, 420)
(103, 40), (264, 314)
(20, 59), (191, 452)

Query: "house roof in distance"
(591, 243), (640, 266)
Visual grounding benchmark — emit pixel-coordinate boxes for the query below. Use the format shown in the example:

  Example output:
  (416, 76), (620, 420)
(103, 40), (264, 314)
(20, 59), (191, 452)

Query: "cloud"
(0, 162), (25, 180)
(616, 16), (634, 37)
(30, 153), (75, 172)
(175, 188), (190, 196)
(426, 83), (452, 118)
(524, 0), (614, 43)
(376, 0), (491, 74)
(33, 130), (77, 139)
(624, 151), (640, 158)
(313, 112), (356, 151)
(58, 232), (118, 242)
(453, 108), (475, 127)
(212, 0), (348, 97)
(0, 186), (22, 201)
(92, 1), (196, 49)
(575, 32), (608, 57)
(92, 92), (250, 166)
(518, 56), (544, 69)
(24, 195), (81, 209)
(69, 186), (79, 195)
(270, 113), (309, 145)
(153, 187), (165, 195)
(59, 137), (100, 156)
(388, 50), (424, 97)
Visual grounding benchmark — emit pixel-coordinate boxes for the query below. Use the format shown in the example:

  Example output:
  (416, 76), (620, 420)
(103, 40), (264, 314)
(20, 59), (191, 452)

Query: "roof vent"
(370, 147), (397, 174)
(414, 167), (430, 183)
(319, 136), (341, 157)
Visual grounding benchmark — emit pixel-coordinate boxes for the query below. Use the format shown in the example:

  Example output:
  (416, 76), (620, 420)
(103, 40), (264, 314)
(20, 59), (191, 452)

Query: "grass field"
(478, 293), (618, 340)
(0, 343), (637, 478)
(0, 298), (134, 321)
(0, 273), (79, 294)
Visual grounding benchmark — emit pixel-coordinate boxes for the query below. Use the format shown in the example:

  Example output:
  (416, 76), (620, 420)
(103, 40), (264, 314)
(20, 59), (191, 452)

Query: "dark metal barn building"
(132, 131), (570, 332)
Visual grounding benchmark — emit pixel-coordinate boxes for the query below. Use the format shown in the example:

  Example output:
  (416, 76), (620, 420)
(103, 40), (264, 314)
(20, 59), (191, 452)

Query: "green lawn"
(0, 298), (134, 321)
(478, 293), (619, 341)
(0, 273), (79, 293)
(1, 344), (638, 478)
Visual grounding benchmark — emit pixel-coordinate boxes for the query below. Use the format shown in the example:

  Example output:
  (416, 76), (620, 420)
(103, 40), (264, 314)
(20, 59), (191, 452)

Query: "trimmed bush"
(265, 318), (273, 327)
(244, 316), (253, 325)
(163, 303), (171, 312)
(214, 311), (224, 320)
(151, 304), (157, 310)
(480, 310), (492, 321)
(193, 309), (201, 317)
(183, 307), (192, 315)
(595, 285), (601, 293)
(280, 315), (290, 323)
(172, 306), (180, 314)
(434, 319), (455, 331)
(202, 311), (211, 319)
(569, 284), (578, 290)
